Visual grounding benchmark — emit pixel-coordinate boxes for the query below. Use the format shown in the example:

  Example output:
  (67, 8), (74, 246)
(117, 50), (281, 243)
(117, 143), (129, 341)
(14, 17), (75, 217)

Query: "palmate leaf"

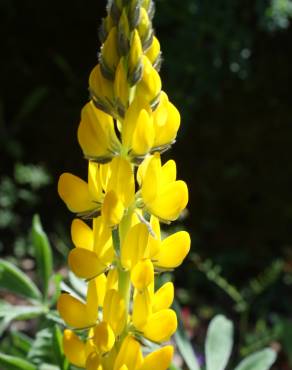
(27, 328), (55, 365)
(0, 259), (41, 302)
(234, 348), (276, 370)
(0, 353), (37, 370)
(31, 214), (53, 301)
(205, 315), (233, 370)
(0, 300), (46, 336)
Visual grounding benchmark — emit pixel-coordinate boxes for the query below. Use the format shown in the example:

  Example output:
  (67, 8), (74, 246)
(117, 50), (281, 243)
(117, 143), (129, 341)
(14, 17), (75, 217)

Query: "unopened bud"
(89, 64), (114, 115)
(114, 58), (130, 116)
(129, 0), (141, 29)
(100, 27), (120, 80)
(118, 10), (130, 56)
(132, 109), (154, 155)
(145, 36), (161, 69)
(99, 15), (114, 43)
(110, 1), (122, 25)
(137, 7), (151, 48)
(128, 30), (143, 85)
(135, 56), (161, 108)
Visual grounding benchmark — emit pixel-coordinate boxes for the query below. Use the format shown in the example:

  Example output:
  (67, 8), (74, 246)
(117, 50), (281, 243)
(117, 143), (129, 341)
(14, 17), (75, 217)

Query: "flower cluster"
(57, 0), (190, 369)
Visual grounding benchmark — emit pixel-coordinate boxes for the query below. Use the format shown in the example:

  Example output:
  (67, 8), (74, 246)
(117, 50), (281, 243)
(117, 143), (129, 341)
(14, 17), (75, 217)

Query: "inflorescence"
(57, 0), (190, 369)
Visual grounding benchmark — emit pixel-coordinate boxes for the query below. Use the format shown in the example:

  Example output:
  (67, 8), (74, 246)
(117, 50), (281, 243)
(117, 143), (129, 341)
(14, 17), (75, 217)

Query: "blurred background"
(1, 0), (292, 368)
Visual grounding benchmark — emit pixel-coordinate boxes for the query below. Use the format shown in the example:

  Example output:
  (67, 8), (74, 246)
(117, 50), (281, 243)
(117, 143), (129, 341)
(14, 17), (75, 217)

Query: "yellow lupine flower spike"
(58, 0), (190, 368)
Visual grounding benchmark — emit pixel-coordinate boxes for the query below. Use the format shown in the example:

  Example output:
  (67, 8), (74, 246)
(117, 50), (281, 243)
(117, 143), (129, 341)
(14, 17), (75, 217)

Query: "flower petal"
(78, 101), (119, 160)
(57, 293), (96, 329)
(102, 190), (125, 227)
(154, 231), (190, 268)
(68, 248), (107, 279)
(132, 109), (155, 156)
(58, 173), (96, 213)
(103, 289), (126, 336)
(131, 259), (154, 291)
(141, 154), (161, 205)
(121, 223), (149, 270)
(148, 180), (188, 221)
(139, 346), (173, 370)
(71, 218), (93, 250)
(132, 290), (152, 329)
(142, 309), (177, 343)
(114, 336), (143, 370)
(63, 329), (86, 368)
(153, 282), (174, 312)
(93, 322), (115, 354)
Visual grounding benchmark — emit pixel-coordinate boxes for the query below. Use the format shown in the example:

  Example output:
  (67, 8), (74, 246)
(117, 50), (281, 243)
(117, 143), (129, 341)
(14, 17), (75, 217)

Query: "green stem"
(118, 267), (131, 311)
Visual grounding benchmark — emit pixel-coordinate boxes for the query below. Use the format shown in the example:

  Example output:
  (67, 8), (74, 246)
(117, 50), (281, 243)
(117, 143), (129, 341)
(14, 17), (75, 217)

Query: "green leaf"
(28, 328), (54, 365)
(52, 325), (69, 370)
(0, 259), (41, 301)
(0, 353), (37, 370)
(234, 348), (276, 370)
(0, 301), (46, 335)
(173, 300), (201, 370)
(31, 214), (53, 301)
(10, 331), (33, 356)
(205, 315), (233, 370)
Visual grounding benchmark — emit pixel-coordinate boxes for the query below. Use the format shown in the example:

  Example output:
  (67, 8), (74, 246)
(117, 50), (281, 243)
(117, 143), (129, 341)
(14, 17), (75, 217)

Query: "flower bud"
(132, 109), (154, 156)
(118, 10), (130, 55)
(89, 64), (114, 115)
(99, 14), (114, 43)
(100, 27), (120, 80)
(137, 7), (151, 48)
(145, 36), (161, 69)
(135, 56), (161, 108)
(114, 58), (130, 116)
(128, 30), (143, 85)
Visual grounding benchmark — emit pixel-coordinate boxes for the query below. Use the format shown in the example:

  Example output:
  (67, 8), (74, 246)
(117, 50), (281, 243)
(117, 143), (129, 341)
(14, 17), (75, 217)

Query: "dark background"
(1, 0), (292, 365)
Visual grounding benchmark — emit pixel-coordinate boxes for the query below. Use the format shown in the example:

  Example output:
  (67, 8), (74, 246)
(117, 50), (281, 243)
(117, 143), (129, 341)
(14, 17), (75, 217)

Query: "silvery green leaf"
(205, 315), (233, 370)
(234, 348), (276, 370)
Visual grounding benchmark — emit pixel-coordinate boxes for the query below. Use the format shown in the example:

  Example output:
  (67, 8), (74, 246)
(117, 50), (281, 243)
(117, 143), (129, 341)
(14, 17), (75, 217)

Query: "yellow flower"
(57, 278), (99, 329)
(58, 157), (134, 222)
(63, 329), (96, 368)
(69, 217), (113, 280)
(138, 153), (188, 221)
(148, 216), (191, 269)
(58, 161), (102, 217)
(152, 91), (181, 150)
(113, 335), (173, 370)
(78, 101), (121, 162)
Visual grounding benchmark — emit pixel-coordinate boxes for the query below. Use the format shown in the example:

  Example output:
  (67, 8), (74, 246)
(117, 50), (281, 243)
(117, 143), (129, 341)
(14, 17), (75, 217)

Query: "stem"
(118, 267), (131, 311)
